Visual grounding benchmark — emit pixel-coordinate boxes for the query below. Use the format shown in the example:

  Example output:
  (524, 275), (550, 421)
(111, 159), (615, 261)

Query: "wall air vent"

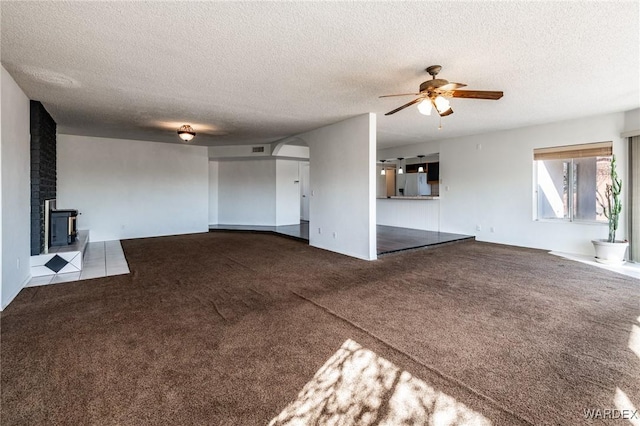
(252, 146), (265, 153)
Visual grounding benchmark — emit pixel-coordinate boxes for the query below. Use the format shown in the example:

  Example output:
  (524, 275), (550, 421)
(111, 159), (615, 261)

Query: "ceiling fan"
(380, 65), (503, 117)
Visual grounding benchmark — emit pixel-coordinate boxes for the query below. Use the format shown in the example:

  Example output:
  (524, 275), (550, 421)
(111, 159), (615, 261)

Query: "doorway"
(300, 162), (310, 221)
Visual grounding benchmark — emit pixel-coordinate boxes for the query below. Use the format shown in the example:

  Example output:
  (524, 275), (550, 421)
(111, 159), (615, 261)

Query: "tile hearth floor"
(27, 240), (129, 287)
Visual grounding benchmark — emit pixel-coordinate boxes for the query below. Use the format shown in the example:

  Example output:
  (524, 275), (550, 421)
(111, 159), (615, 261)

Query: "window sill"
(377, 196), (440, 200)
(534, 219), (608, 226)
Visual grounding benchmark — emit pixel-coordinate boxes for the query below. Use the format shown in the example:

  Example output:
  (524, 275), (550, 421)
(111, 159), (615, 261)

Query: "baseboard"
(0, 274), (31, 311)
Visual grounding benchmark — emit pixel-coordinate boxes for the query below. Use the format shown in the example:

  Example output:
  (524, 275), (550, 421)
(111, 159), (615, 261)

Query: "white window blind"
(533, 141), (612, 161)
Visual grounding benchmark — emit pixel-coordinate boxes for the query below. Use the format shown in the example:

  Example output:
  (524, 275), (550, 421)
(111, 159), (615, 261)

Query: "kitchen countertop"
(377, 196), (440, 200)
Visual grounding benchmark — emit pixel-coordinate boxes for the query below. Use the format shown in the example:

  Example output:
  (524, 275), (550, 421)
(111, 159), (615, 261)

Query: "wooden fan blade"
(451, 90), (503, 100)
(385, 98), (423, 115)
(437, 82), (467, 91)
(379, 93), (421, 98)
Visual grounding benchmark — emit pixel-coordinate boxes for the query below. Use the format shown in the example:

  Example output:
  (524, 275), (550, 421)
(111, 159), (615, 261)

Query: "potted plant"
(592, 155), (628, 264)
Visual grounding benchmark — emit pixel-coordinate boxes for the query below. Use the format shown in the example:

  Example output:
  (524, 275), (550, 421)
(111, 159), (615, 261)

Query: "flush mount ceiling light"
(177, 124), (196, 142)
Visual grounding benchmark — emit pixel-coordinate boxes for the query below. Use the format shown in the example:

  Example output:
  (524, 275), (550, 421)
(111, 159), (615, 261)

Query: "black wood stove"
(50, 209), (78, 246)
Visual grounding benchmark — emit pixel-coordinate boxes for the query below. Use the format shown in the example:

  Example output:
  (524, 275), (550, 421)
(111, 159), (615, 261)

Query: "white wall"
(275, 159), (302, 226)
(378, 112), (629, 255)
(209, 144), (271, 159)
(298, 114), (376, 260)
(218, 159), (276, 225)
(1, 71), (2, 307)
(1, 66), (31, 309)
(275, 144), (310, 159)
(209, 161), (219, 225)
(215, 158), (306, 227)
(624, 108), (640, 136)
(57, 135), (209, 241)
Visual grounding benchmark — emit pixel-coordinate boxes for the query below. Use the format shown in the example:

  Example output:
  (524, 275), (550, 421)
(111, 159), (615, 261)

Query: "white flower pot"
(591, 239), (629, 265)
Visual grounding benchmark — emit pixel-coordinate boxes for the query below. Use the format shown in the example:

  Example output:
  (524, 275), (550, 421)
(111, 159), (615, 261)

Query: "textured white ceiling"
(1, 1), (638, 148)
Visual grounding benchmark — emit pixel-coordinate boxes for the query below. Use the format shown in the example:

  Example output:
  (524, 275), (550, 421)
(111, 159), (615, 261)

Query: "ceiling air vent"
(252, 146), (265, 153)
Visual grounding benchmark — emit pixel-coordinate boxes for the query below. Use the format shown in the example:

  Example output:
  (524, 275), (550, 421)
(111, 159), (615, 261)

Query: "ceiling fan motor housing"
(419, 79), (448, 93)
(426, 65), (442, 76)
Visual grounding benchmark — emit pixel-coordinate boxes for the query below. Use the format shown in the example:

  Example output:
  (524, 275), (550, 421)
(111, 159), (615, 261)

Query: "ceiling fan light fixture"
(433, 95), (451, 115)
(380, 65), (502, 117)
(177, 124), (196, 142)
(417, 99), (432, 115)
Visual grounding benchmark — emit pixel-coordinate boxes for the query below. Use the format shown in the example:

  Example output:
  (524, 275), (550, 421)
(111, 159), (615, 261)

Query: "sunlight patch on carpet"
(269, 339), (491, 426)
(614, 387), (640, 426)
(630, 324), (640, 361)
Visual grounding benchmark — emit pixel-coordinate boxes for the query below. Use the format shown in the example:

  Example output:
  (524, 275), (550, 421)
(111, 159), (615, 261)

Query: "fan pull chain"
(438, 116), (443, 130)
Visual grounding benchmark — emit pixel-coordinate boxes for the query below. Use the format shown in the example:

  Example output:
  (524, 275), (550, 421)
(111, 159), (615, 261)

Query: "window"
(534, 142), (612, 222)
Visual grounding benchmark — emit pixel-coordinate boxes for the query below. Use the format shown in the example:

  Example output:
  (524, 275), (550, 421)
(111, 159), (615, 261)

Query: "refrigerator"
(403, 172), (431, 196)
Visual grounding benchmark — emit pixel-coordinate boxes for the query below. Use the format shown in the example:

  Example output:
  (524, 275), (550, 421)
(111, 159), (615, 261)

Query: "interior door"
(300, 162), (310, 221)
(387, 169), (396, 196)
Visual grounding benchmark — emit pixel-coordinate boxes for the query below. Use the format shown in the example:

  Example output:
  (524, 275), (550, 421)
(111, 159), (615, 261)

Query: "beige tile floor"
(27, 240), (129, 287)
(550, 251), (640, 280)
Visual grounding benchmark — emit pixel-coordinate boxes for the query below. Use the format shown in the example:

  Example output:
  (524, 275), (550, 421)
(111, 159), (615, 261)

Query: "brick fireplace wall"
(30, 100), (57, 255)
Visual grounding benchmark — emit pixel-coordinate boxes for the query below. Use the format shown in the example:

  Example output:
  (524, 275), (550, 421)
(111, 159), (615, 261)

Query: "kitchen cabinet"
(427, 162), (439, 183)
(405, 162), (439, 182)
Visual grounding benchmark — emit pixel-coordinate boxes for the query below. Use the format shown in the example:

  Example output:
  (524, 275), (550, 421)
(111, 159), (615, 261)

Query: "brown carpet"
(1, 232), (639, 425)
